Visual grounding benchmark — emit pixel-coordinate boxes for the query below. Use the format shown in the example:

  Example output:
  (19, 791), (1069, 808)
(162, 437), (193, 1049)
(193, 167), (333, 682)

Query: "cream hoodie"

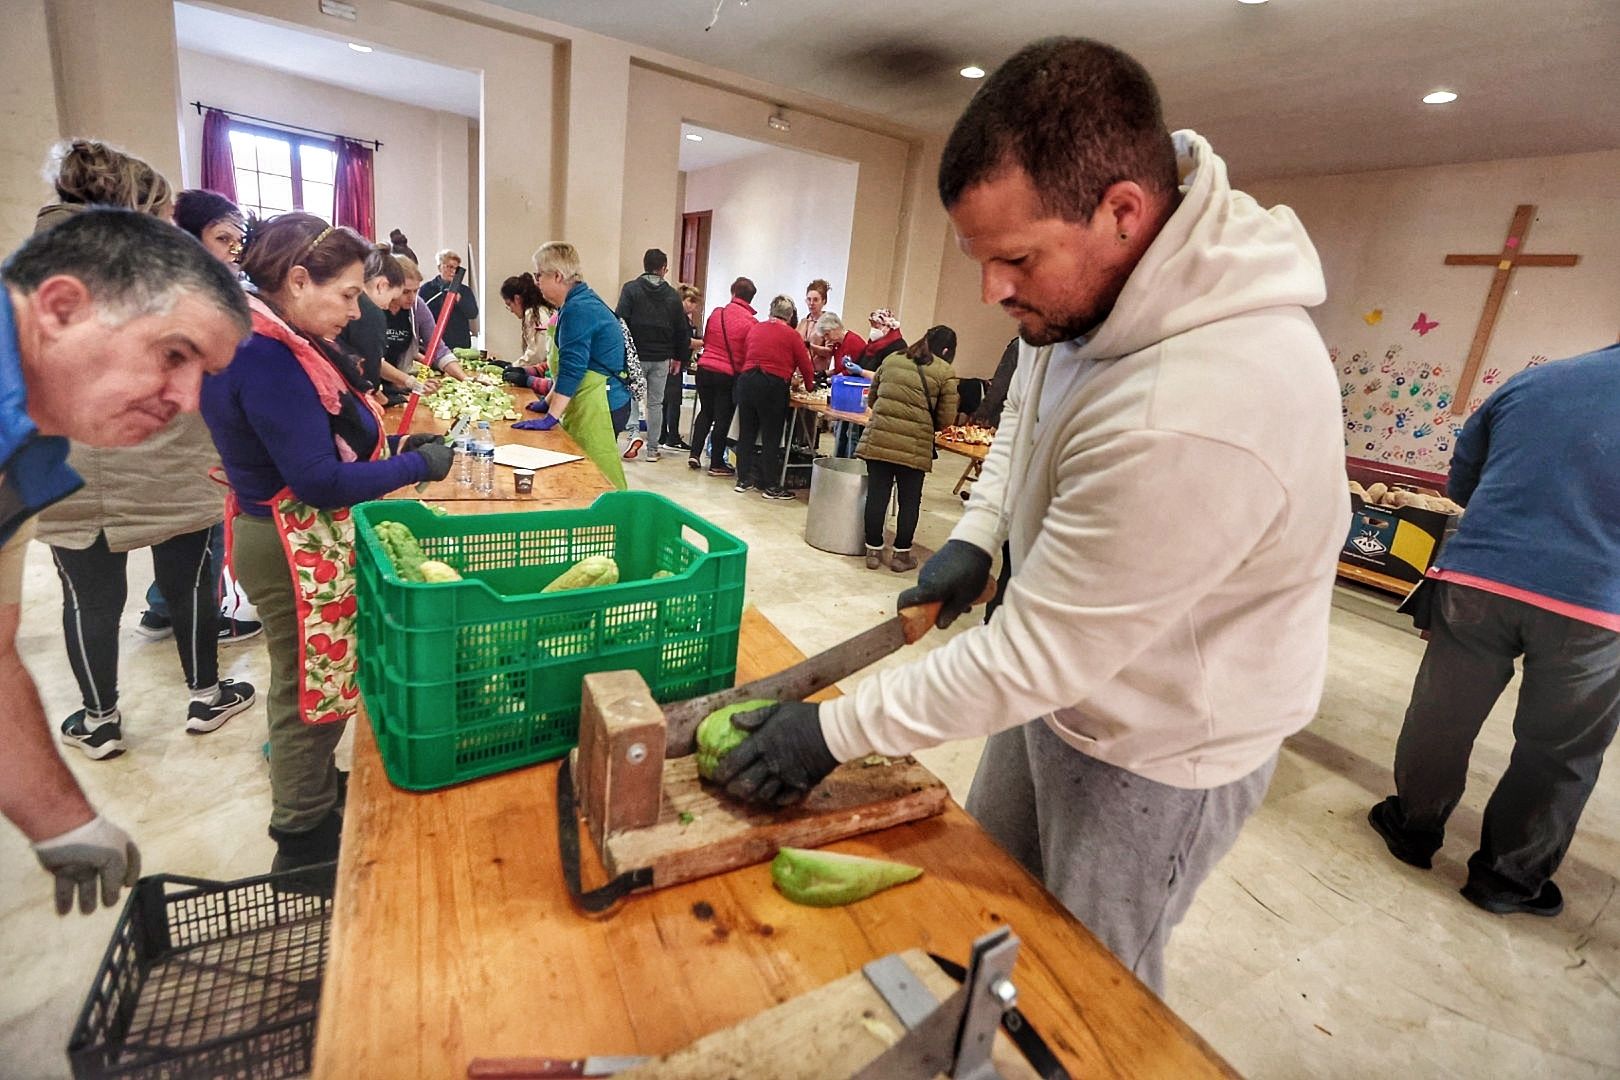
(820, 132), (1351, 789)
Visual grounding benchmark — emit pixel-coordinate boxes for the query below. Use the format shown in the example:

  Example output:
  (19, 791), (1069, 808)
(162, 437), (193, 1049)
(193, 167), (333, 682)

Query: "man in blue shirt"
(1369, 343), (1620, 918)
(0, 210), (247, 915)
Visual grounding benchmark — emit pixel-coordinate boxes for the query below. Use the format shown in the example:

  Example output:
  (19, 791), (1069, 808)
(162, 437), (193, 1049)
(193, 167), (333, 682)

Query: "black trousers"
(51, 527), (220, 712)
(734, 369), (790, 489)
(1391, 581), (1620, 900)
(690, 368), (735, 465)
(661, 366), (686, 445)
(863, 459), (926, 550)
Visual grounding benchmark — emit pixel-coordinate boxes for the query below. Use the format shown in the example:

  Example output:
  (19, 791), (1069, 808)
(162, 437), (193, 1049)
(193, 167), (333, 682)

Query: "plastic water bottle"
(472, 422), (495, 495)
(453, 435), (472, 488)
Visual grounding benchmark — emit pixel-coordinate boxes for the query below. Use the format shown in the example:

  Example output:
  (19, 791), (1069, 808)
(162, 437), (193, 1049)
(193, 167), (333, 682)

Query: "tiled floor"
(2, 418), (1616, 1077)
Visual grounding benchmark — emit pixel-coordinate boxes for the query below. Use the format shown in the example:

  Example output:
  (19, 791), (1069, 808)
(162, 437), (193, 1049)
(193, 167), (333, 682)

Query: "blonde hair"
(395, 255), (424, 284)
(46, 139), (172, 217)
(677, 283), (702, 305)
(434, 248), (461, 266)
(532, 241), (582, 284)
(768, 294), (797, 322)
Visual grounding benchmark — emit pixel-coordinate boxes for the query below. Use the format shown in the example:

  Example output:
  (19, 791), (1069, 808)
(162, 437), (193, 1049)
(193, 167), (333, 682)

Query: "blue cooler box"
(829, 375), (870, 413)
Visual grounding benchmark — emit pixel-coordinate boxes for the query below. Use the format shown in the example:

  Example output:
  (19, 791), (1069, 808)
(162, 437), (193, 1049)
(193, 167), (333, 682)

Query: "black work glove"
(413, 440), (454, 481)
(502, 365), (531, 387)
(897, 538), (992, 629)
(401, 433), (445, 453)
(713, 702), (840, 808)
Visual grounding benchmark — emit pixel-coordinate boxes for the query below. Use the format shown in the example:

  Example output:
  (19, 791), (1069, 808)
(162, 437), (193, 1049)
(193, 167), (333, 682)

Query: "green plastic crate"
(351, 492), (747, 790)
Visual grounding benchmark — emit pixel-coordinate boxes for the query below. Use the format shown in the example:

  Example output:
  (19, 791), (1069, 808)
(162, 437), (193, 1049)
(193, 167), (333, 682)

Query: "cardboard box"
(1340, 493), (1459, 585)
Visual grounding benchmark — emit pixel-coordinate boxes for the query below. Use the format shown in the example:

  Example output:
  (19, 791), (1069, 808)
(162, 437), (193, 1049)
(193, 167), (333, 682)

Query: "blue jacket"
(1437, 343), (1620, 616)
(554, 281), (630, 412)
(0, 288), (81, 544)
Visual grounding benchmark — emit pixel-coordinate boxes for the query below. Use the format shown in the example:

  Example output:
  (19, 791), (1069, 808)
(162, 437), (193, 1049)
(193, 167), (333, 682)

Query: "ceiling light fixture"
(684, 132), (704, 142)
(767, 109), (790, 133)
(1422, 89), (1458, 105)
(960, 65), (986, 79)
(1237, 0), (1270, 5)
(347, 42), (373, 53)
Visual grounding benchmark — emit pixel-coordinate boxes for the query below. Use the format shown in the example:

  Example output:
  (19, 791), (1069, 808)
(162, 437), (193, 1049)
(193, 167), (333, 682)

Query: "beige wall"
(0, 0), (61, 254)
(620, 64), (919, 335)
(176, 50), (473, 260)
(682, 148), (858, 325)
(1246, 149), (1620, 472)
(932, 225), (1018, 380)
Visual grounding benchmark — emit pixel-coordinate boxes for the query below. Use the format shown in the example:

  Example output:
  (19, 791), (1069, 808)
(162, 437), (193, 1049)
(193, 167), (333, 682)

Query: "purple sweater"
(201, 334), (427, 517)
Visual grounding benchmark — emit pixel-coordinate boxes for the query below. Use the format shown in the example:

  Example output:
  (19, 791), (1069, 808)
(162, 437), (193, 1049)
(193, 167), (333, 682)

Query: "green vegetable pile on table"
(413, 361), (520, 422)
(770, 847), (923, 907)
(694, 699), (776, 782)
(373, 522), (461, 583)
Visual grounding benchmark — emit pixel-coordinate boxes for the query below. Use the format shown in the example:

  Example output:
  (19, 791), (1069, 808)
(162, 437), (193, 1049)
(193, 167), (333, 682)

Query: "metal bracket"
(853, 927), (1020, 1080)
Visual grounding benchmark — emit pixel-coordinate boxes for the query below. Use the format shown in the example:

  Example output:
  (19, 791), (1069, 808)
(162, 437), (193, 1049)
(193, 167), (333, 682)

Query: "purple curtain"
(200, 109), (236, 202)
(334, 138), (375, 239)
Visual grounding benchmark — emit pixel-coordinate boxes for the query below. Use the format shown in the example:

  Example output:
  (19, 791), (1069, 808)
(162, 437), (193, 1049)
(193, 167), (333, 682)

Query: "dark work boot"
(269, 809), (343, 896)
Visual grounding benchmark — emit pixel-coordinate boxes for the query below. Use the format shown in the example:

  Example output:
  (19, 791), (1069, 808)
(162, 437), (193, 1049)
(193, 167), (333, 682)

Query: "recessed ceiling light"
(1422, 89), (1458, 105)
(1237, 0), (1269, 5)
(684, 133), (704, 142)
(960, 65), (986, 79)
(347, 42), (373, 53)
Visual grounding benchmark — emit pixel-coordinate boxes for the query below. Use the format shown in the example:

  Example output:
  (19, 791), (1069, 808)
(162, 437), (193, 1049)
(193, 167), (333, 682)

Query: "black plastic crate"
(67, 867), (334, 1080)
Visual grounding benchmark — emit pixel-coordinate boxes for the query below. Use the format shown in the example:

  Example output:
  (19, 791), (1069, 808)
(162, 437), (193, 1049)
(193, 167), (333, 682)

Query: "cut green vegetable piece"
(695, 698), (776, 782)
(541, 555), (619, 593)
(770, 847), (923, 907)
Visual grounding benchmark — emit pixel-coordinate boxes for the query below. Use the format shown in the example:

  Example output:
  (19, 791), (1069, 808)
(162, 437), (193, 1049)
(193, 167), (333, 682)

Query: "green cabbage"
(695, 699), (775, 782)
(541, 555), (619, 593)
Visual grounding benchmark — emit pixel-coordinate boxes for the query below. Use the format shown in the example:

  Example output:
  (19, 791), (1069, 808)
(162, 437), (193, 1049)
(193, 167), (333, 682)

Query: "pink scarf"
(247, 295), (348, 417)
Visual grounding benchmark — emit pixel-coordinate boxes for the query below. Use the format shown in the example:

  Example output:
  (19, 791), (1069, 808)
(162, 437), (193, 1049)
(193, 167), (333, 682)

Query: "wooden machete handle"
(898, 578), (998, 645)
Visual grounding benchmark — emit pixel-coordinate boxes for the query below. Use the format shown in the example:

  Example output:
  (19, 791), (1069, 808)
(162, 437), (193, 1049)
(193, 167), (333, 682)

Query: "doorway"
(680, 210), (712, 300)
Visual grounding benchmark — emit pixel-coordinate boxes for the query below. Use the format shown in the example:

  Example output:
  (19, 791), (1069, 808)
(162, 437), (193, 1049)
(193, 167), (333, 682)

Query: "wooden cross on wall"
(1444, 204), (1580, 414)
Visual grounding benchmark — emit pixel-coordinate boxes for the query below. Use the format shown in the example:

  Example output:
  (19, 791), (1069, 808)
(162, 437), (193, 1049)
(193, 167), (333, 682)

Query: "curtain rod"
(191, 102), (383, 151)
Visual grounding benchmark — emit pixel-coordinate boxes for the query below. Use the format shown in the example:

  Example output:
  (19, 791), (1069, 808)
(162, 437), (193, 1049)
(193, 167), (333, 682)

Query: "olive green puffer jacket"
(856, 351), (958, 473)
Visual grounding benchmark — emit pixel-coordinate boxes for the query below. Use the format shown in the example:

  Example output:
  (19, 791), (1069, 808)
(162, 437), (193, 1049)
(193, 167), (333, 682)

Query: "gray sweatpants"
(966, 719), (1276, 995)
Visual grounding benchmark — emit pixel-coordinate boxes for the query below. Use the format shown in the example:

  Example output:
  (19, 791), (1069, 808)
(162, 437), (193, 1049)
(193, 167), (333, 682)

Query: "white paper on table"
(491, 444), (583, 470)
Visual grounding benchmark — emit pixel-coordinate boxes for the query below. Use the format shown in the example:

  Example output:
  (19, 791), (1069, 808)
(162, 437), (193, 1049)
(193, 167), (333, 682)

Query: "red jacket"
(742, 319), (816, 386)
(697, 297), (756, 376)
(831, 330), (866, 369)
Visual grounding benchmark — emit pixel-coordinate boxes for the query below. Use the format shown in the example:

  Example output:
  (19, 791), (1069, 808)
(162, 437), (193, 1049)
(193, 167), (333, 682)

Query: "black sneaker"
(1460, 879), (1564, 917)
(761, 487), (795, 501)
(134, 611), (173, 641)
(688, 457), (702, 471)
(733, 479), (755, 493)
(186, 679), (256, 734)
(1366, 796), (1441, 870)
(60, 710), (125, 760)
(218, 617), (263, 644)
(708, 463), (736, 477)
(664, 437), (692, 451)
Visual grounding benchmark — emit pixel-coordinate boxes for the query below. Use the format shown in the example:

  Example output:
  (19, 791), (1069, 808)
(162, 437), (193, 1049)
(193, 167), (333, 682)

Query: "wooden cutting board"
(617, 946), (1041, 1079)
(580, 752), (949, 891)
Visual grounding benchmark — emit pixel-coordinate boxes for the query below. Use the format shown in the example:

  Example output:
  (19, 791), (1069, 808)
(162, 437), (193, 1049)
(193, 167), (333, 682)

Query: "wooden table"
(317, 616), (1237, 1077)
(935, 435), (990, 497)
(382, 387), (609, 508)
(778, 395), (872, 487)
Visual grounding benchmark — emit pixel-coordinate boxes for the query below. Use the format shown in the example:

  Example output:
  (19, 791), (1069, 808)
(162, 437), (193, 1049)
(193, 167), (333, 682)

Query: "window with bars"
(228, 124), (337, 222)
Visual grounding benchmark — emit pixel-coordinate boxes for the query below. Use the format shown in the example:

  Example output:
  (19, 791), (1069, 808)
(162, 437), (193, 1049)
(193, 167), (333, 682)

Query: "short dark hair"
(643, 248), (668, 274)
(500, 272), (544, 311)
(2, 207), (248, 334)
(938, 37), (1179, 223)
(238, 213), (371, 295)
(173, 189), (243, 240)
(729, 276), (756, 302)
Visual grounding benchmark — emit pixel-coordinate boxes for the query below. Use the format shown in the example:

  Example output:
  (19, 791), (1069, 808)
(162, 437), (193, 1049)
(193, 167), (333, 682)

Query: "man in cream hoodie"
(716, 38), (1350, 992)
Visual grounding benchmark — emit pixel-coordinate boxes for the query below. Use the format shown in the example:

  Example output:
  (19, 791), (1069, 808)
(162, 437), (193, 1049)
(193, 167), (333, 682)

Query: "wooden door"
(679, 210), (711, 298)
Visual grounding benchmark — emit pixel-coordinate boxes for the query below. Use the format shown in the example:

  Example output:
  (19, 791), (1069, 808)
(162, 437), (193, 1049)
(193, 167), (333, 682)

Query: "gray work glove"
(32, 814), (141, 915)
(713, 702), (840, 808)
(413, 440), (455, 481)
(896, 539), (993, 629)
(401, 433), (445, 454)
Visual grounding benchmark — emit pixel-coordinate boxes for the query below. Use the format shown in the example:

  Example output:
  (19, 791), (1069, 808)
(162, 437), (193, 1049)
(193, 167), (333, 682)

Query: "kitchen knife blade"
(663, 579), (995, 757)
